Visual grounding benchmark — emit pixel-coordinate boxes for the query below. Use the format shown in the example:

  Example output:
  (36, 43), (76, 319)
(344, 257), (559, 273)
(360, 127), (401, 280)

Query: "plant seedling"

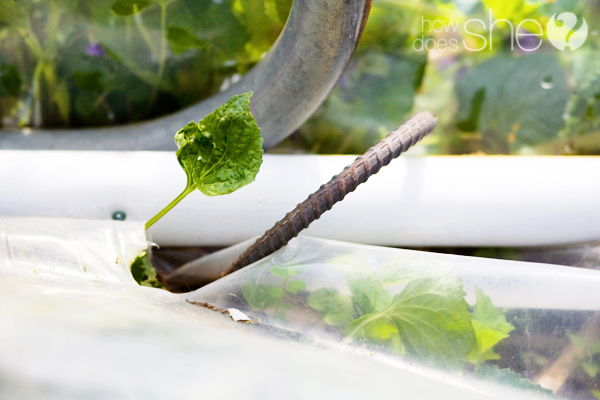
(131, 92), (262, 287)
(145, 91), (263, 229)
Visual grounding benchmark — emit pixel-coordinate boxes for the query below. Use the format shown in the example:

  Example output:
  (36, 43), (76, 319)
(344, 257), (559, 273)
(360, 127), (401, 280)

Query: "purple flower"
(86, 43), (105, 57)
(339, 74), (347, 89)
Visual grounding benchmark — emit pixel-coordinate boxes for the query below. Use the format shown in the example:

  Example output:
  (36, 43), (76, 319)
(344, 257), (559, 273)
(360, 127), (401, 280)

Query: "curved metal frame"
(0, 0), (372, 150)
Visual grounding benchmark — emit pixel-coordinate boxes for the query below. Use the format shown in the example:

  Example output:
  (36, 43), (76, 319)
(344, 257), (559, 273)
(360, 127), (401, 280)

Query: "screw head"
(112, 211), (127, 221)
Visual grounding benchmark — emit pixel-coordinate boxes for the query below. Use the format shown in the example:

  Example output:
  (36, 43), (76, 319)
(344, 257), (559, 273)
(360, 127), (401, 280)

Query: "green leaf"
(346, 275), (475, 369)
(270, 265), (303, 278)
(483, 0), (541, 24)
(471, 288), (514, 332)
(455, 53), (568, 153)
(561, 52), (600, 139)
(347, 317), (399, 340)
(468, 288), (515, 365)
(174, 121), (214, 182)
(476, 365), (558, 398)
(273, 0), (293, 23)
(582, 362), (600, 378)
(52, 81), (71, 123)
(456, 87), (486, 132)
(175, 92), (263, 196)
(146, 92), (263, 230)
(298, 52), (427, 154)
(130, 251), (164, 289)
(0, 65), (22, 96)
(0, 0), (29, 28)
(567, 332), (588, 351)
(267, 286), (284, 299)
(286, 280), (305, 294)
(242, 284), (282, 311)
(307, 288), (354, 327)
(592, 389), (600, 400)
(348, 273), (392, 314)
(231, 0), (290, 60)
(167, 27), (210, 55)
(344, 316), (406, 354)
(324, 312), (354, 327)
(73, 71), (105, 93)
(111, 0), (153, 16)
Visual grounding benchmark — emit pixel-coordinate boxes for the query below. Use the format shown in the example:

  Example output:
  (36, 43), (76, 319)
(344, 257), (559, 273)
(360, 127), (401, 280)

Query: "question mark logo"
(547, 12), (588, 51)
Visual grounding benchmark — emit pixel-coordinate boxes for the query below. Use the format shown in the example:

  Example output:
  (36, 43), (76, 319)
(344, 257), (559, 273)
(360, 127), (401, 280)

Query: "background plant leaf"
(73, 71), (105, 93)
(455, 53), (568, 153)
(111, 0), (153, 16)
(52, 81), (71, 123)
(298, 52), (427, 154)
(0, 65), (22, 96)
(167, 27), (210, 55)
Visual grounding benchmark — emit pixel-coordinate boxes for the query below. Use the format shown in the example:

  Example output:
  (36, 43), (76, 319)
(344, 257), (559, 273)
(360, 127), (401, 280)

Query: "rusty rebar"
(223, 111), (438, 276)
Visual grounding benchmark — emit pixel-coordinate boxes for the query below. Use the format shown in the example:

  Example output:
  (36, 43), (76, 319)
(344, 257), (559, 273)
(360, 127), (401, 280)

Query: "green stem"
(91, 86), (114, 112)
(25, 60), (45, 126)
(145, 176), (195, 230)
(44, 2), (62, 58)
(159, 3), (168, 81)
(17, 3), (63, 126)
(134, 13), (158, 57)
(12, 33), (26, 73)
(17, 25), (43, 60)
(149, 2), (168, 106)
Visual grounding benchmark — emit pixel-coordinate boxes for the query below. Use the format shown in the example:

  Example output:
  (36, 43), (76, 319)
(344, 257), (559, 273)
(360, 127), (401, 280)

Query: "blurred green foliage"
(277, 0), (600, 155)
(2, 0), (599, 155)
(0, 0), (291, 128)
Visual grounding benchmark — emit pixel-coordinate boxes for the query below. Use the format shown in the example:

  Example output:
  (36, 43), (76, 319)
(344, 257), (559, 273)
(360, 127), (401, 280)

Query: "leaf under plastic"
(468, 288), (515, 364)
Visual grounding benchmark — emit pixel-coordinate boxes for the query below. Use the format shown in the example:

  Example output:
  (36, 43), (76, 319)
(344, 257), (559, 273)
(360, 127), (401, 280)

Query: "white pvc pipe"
(1, 151), (599, 247)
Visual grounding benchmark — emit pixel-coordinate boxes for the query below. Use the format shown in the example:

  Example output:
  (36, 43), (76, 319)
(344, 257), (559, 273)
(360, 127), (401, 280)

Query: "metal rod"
(223, 111), (438, 276)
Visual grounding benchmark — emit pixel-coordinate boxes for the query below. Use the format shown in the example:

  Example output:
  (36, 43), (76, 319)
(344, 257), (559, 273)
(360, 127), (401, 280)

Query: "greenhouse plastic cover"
(1, 217), (599, 399)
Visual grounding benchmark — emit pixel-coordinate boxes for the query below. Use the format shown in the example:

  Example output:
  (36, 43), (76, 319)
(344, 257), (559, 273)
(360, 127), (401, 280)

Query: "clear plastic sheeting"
(0, 217), (537, 400)
(0, 216), (146, 286)
(2, 219), (599, 399)
(188, 236), (600, 399)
